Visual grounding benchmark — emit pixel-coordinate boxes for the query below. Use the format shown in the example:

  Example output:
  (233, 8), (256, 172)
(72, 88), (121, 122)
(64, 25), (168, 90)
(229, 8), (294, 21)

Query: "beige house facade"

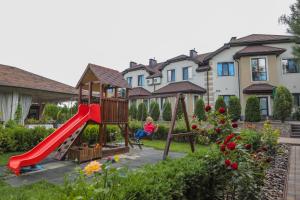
(123, 34), (300, 119)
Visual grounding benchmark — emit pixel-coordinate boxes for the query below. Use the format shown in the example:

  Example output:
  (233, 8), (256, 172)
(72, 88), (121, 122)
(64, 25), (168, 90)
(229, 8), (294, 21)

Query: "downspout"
(206, 70), (209, 105)
(235, 59), (241, 100)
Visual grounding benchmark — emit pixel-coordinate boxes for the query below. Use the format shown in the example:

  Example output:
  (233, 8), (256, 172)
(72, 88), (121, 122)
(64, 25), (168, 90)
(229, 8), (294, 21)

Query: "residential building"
(123, 34), (300, 119)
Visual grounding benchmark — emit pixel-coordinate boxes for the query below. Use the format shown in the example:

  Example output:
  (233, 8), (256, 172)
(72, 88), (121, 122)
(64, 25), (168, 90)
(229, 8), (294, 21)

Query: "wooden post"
(181, 94), (195, 152)
(163, 93), (180, 160)
(103, 124), (107, 145)
(114, 87), (118, 98)
(78, 84), (82, 104)
(99, 83), (103, 146)
(88, 81), (93, 104)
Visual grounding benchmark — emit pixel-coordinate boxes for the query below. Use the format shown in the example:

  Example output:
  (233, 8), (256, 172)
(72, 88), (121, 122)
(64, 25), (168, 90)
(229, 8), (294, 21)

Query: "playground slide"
(7, 104), (101, 175)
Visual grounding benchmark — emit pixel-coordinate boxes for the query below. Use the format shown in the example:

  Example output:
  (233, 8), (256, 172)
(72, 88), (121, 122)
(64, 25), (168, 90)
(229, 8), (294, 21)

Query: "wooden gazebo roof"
(0, 64), (77, 102)
(76, 63), (131, 91)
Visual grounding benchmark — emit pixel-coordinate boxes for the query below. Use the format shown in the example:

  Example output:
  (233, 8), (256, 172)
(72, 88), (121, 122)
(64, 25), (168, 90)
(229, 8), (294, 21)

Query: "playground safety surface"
(1, 147), (185, 187)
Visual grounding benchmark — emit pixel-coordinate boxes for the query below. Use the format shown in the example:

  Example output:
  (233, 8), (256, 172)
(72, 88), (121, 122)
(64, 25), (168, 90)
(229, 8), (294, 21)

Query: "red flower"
(218, 107), (226, 114)
(236, 135), (241, 140)
(220, 144), (226, 152)
(225, 159), (231, 167)
(232, 123), (238, 128)
(226, 142), (236, 150)
(215, 127), (221, 133)
(191, 124), (198, 130)
(205, 105), (211, 112)
(244, 144), (252, 150)
(231, 162), (238, 170)
(224, 133), (235, 144)
(219, 119), (226, 124)
(192, 115), (196, 119)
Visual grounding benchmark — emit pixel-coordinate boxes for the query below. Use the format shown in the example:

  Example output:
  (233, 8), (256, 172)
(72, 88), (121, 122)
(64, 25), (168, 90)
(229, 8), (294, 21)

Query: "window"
(217, 62), (234, 76)
(127, 77), (132, 87)
(147, 79), (153, 85)
(282, 59), (300, 73)
(167, 69), (175, 82)
(258, 97), (269, 116)
(251, 58), (267, 81)
(294, 94), (300, 107)
(219, 95), (234, 106)
(138, 75), (144, 86)
(182, 67), (193, 80)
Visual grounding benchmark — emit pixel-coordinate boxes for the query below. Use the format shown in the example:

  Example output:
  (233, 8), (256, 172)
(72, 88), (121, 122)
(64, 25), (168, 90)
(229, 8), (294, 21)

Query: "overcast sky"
(0, 0), (295, 86)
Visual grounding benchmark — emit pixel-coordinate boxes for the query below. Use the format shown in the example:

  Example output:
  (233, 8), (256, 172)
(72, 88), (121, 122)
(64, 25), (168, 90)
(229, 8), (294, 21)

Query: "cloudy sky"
(0, 0), (295, 86)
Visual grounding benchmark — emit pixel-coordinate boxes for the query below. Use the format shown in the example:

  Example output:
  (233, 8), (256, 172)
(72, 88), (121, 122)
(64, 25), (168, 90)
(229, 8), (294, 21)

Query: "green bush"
(240, 129), (262, 151)
(14, 104), (22, 124)
(194, 98), (205, 121)
(273, 86), (293, 122)
(137, 103), (148, 121)
(162, 101), (172, 121)
(228, 96), (241, 121)
(245, 96), (261, 122)
(43, 104), (60, 121)
(177, 100), (183, 119)
(149, 101), (160, 121)
(129, 103), (138, 120)
(215, 96), (227, 111)
(82, 125), (121, 144)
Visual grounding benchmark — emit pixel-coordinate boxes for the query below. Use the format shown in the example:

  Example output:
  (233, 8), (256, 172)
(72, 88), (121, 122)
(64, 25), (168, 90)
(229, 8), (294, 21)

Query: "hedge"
(129, 103), (138, 120)
(194, 98), (205, 120)
(137, 103), (148, 121)
(273, 86), (293, 122)
(149, 101), (160, 121)
(245, 96), (261, 122)
(215, 96), (227, 111)
(228, 96), (241, 121)
(162, 101), (172, 121)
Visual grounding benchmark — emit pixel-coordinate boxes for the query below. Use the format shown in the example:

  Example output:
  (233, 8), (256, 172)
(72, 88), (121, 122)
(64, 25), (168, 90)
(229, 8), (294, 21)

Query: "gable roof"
(243, 83), (275, 94)
(229, 34), (295, 46)
(76, 63), (130, 89)
(153, 81), (206, 95)
(233, 45), (286, 59)
(0, 64), (77, 95)
(128, 87), (151, 99)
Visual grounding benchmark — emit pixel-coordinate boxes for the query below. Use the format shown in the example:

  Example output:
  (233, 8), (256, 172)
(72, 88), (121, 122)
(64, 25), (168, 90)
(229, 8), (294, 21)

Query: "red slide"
(7, 104), (101, 175)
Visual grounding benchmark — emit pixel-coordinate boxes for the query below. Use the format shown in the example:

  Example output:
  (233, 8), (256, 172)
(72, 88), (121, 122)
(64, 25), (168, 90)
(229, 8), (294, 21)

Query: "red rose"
(224, 133), (235, 144)
(218, 107), (226, 114)
(220, 144), (226, 152)
(227, 142), (236, 150)
(191, 124), (198, 129)
(219, 119), (226, 124)
(215, 127), (221, 133)
(225, 159), (231, 167)
(205, 105), (211, 112)
(244, 144), (252, 150)
(236, 135), (241, 140)
(231, 162), (238, 170)
(232, 123), (238, 128)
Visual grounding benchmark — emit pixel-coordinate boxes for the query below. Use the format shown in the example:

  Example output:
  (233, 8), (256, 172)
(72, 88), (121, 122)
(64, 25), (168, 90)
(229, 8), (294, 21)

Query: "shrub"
(273, 86), (293, 122)
(194, 98), (205, 121)
(43, 103), (59, 121)
(14, 103), (22, 124)
(228, 96), (241, 121)
(149, 101), (160, 121)
(162, 101), (172, 121)
(245, 96), (261, 122)
(215, 96), (227, 111)
(261, 121), (280, 155)
(176, 100), (183, 119)
(137, 103), (147, 121)
(240, 129), (262, 151)
(82, 125), (121, 144)
(129, 103), (138, 120)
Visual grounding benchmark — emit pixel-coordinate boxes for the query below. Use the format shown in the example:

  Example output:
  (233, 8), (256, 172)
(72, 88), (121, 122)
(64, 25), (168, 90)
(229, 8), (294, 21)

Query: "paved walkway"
(2, 147), (185, 187)
(286, 146), (300, 200)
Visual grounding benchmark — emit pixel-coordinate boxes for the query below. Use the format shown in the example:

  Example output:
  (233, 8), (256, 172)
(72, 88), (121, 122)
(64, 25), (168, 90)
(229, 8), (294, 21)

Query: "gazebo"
(0, 64), (77, 124)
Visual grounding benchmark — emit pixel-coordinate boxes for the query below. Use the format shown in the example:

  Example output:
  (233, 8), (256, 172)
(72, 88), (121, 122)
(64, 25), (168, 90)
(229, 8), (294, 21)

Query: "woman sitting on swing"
(135, 116), (158, 143)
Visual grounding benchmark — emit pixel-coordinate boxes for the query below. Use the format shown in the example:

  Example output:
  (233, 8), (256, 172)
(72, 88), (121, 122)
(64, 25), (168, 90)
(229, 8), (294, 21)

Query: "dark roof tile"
(233, 45), (286, 59)
(243, 83), (275, 94)
(153, 81), (206, 95)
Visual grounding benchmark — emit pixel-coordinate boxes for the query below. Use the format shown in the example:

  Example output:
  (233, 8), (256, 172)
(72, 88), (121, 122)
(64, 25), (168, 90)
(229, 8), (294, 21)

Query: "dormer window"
(182, 67), (192, 80)
(167, 69), (175, 82)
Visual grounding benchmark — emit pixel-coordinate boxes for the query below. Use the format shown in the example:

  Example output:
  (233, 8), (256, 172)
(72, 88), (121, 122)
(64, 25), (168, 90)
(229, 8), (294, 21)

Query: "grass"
(143, 139), (212, 154)
(0, 151), (24, 166)
(0, 180), (63, 200)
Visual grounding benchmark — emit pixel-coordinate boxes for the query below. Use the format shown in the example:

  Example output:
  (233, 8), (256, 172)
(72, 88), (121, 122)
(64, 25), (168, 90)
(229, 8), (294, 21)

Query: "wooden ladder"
(54, 123), (86, 160)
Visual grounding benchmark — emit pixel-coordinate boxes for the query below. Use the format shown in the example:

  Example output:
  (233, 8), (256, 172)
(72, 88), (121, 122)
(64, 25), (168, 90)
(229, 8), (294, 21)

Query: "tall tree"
(280, 0), (300, 60)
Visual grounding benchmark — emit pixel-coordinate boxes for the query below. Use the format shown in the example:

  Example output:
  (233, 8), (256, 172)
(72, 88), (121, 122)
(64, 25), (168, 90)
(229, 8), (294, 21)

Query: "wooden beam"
(114, 87), (118, 98)
(181, 94), (195, 152)
(78, 84), (82, 104)
(88, 81), (93, 104)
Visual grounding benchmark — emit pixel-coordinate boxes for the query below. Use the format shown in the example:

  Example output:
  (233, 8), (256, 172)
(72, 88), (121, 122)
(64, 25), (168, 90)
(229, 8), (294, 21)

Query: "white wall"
(210, 46), (244, 101)
(269, 42), (300, 94)
(158, 60), (206, 90)
(123, 69), (154, 92)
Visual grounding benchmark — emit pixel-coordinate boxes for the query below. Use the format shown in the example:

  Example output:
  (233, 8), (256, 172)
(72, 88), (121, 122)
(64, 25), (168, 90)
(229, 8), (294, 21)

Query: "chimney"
(149, 58), (157, 67)
(130, 61), (137, 68)
(230, 37), (237, 42)
(190, 49), (197, 58)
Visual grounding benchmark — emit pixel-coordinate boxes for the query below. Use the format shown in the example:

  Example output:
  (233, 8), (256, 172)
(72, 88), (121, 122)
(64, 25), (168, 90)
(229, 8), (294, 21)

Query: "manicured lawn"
(0, 152), (24, 166)
(143, 139), (213, 154)
(0, 180), (63, 200)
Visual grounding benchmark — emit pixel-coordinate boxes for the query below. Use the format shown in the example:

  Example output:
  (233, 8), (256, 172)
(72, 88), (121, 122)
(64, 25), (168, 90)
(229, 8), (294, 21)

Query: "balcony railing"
(101, 98), (128, 124)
